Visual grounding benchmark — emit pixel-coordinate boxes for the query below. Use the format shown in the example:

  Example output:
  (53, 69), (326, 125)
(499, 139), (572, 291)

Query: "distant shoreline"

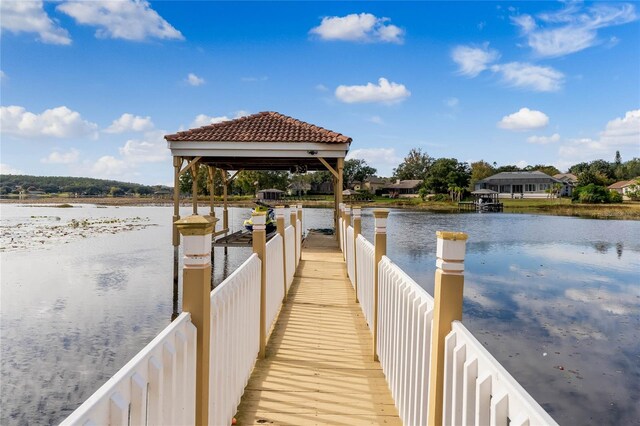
(1, 196), (639, 220)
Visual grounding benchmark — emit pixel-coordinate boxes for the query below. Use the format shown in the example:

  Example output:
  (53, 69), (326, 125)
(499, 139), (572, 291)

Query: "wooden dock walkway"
(235, 231), (400, 425)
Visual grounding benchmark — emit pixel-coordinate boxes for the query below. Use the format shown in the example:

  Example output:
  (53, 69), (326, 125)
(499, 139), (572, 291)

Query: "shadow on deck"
(235, 232), (400, 425)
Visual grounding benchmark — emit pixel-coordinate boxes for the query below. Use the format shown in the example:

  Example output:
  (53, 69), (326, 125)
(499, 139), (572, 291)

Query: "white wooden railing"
(356, 234), (375, 330)
(346, 225), (355, 285)
(265, 234), (285, 333)
(61, 313), (197, 426)
(209, 254), (261, 426)
(285, 225), (295, 289)
(443, 321), (558, 426)
(378, 256), (434, 425)
(295, 219), (302, 267)
(341, 213), (556, 426)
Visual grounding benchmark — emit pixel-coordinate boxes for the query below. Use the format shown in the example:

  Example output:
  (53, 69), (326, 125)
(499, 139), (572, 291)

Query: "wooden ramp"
(235, 232), (400, 425)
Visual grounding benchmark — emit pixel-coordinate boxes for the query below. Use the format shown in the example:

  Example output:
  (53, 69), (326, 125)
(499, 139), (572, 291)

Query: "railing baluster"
(462, 357), (478, 426)
(475, 373), (493, 426)
(490, 390), (509, 426)
(108, 392), (128, 426)
(129, 373), (147, 425)
(452, 342), (467, 426)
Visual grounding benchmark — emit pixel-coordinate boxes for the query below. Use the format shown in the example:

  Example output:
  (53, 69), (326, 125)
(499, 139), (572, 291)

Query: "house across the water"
(608, 178), (639, 200)
(385, 179), (422, 198)
(257, 188), (284, 200)
(475, 171), (563, 199)
(553, 173), (578, 197)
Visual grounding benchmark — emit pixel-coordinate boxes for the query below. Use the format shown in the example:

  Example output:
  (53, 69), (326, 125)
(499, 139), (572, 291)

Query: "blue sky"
(1, 1), (639, 185)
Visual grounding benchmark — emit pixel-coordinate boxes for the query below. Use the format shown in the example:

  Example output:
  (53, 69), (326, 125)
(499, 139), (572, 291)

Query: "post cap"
(373, 209), (390, 219)
(275, 206), (285, 218)
(436, 231), (468, 241)
(175, 214), (216, 236)
(251, 211), (266, 225)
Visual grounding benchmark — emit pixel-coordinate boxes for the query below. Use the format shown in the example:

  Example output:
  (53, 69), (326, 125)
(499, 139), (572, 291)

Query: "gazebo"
(164, 111), (352, 249)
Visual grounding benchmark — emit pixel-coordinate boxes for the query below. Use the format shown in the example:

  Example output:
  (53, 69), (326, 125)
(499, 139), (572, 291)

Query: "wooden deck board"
(235, 232), (400, 425)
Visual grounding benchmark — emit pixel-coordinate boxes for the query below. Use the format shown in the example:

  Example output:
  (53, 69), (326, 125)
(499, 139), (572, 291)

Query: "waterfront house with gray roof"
(475, 171), (563, 198)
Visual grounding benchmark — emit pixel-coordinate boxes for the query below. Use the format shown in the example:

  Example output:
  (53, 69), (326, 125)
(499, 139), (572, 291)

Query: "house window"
(539, 184), (549, 191)
(499, 185), (510, 193)
(513, 184), (523, 193)
(525, 184), (536, 192)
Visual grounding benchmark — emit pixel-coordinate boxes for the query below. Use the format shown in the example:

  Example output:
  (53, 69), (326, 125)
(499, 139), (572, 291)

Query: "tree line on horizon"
(179, 148), (640, 200)
(3, 150), (638, 201)
(0, 175), (170, 197)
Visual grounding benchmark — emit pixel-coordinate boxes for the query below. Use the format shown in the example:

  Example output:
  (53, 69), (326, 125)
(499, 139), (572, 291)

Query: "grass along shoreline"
(2, 196), (639, 220)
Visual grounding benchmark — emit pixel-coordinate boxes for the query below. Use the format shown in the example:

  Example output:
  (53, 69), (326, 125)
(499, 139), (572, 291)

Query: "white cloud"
(310, 13), (404, 44)
(315, 84), (329, 92)
(491, 62), (564, 92)
(0, 105), (98, 139)
(105, 113), (154, 133)
(556, 109), (640, 168)
(0, 0), (71, 45)
(41, 148), (80, 164)
(444, 97), (459, 108)
(498, 107), (549, 131)
(0, 70), (6, 80)
(0, 163), (23, 175)
(91, 155), (127, 178)
(512, 3), (637, 57)
(346, 148), (401, 176)
(186, 73), (205, 86)
(600, 109), (640, 146)
(57, 0), (183, 41)
(335, 77), (410, 104)
(119, 130), (170, 163)
(189, 110), (249, 128)
(515, 160), (529, 169)
(451, 43), (500, 77)
(527, 133), (560, 144)
(191, 114), (230, 128)
(367, 116), (384, 125)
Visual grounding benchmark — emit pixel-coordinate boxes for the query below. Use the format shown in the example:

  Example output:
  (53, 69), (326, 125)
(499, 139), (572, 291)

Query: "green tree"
(109, 186), (124, 197)
(343, 158), (377, 189)
(525, 164), (561, 176)
(469, 160), (495, 191)
(393, 148), (432, 181)
(424, 158), (470, 194)
(233, 170), (289, 195)
(179, 164), (209, 195)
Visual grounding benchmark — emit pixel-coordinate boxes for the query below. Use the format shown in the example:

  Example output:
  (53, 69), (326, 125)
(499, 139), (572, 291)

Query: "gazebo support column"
(208, 166), (216, 219)
(172, 156), (182, 321)
(336, 158), (344, 241)
(191, 160), (199, 215)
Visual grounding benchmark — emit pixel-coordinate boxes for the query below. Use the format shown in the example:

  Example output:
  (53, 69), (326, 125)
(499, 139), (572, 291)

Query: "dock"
(63, 206), (557, 426)
(235, 232), (400, 425)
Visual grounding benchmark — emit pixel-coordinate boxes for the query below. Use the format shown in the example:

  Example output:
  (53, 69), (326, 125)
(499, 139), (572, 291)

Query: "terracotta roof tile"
(165, 111), (352, 143)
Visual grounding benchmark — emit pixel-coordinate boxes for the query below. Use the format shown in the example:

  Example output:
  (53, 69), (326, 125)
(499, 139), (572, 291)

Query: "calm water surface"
(1, 205), (638, 425)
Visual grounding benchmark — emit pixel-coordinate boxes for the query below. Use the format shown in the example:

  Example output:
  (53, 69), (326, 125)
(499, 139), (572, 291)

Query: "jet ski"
(243, 202), (277, 233)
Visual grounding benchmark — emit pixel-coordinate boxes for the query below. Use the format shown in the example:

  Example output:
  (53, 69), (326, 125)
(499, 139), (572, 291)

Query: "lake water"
(1, 204), (638, 425)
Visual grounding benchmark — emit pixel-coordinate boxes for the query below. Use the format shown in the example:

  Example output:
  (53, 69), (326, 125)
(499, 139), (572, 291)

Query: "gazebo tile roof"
(165, 111), (352, 143)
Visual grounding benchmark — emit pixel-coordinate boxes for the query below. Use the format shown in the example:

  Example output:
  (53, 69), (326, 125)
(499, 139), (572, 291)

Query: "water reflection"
(361, 210), (639, 425)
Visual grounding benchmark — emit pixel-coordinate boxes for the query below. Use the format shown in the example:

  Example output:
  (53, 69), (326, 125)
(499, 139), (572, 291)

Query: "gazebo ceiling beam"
(178, 156), (202, 176)
(318, 157), (339, 180)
